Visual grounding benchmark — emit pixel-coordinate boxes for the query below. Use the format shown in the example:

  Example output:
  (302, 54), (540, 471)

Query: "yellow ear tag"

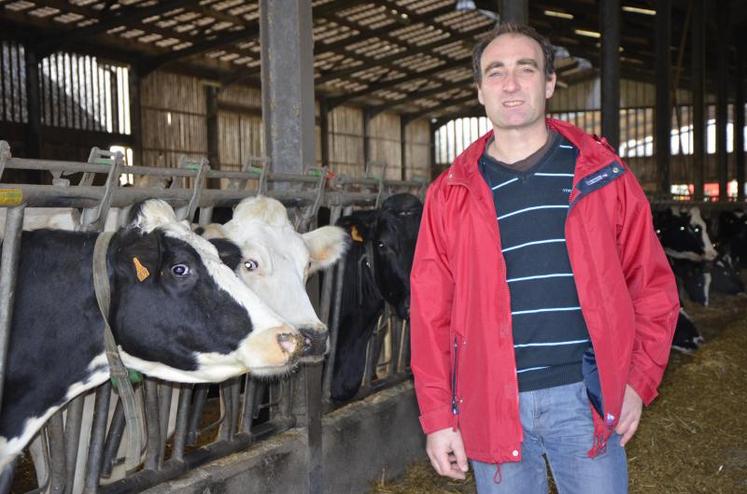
(351, 225), (364, 243)
(133, 257), (150, 282)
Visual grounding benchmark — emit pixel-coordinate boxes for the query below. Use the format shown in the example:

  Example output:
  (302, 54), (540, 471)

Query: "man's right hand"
(426, 427), (469, 480)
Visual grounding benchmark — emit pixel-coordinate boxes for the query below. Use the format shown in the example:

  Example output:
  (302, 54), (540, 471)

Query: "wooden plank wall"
(138, 70), (432, 183)
(140, 72), (207, 168)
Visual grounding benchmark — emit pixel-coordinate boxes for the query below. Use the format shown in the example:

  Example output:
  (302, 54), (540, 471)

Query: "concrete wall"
(142, 381), (424, 494)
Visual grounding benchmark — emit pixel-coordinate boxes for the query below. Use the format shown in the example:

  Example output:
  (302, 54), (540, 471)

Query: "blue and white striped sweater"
(479, 134), (591, 392)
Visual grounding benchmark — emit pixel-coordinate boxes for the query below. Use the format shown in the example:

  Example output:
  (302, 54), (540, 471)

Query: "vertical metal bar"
(363, 108), (371, 174)
(321, 242), (348, 403)
(241, 376), (258, 435)
(25, 46), (42, 158)
(0, 42), (6, 121)
(100, 399), (125, 478)
(143, 379), (162, 471)
(500, 0), (528, 23)
(600, 0), (620, 150)
(157, 382), (172, 463)
(655, 0), (672, 197)
(0, 459), (16, 494)
(82, 382), (112, 493)
(46, 412), (67, 493)
(400, 118), (407, 181)
(171, 384), (192, 462)
(320, 98), (330, 168)
(128, 66), (141, 165)
(186, 384), (208, 445)
(306, 362), (323, 494)
(14, 42), (21, 122)
(716, 0), (729, 201)
(63, 396), (85, 494)
(260, 0), (315, 176)
(736, 44), (745, 202)
(219, 379), (238, 441)
(0, 205), (24, 411)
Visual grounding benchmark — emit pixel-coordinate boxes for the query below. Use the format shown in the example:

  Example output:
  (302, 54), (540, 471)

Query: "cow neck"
(92, 231), (143, 473)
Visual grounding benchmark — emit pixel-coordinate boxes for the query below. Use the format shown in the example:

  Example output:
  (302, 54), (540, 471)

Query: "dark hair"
(472, 23), (555, 85)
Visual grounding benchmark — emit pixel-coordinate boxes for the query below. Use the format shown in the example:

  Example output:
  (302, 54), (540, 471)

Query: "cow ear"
(303, 225), (350, 274)
(209, 238), (243, 271)
(112, 228), (161, 282)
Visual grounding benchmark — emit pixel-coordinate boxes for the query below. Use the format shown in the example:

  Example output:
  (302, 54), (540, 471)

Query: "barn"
(0, 1), (746, 493)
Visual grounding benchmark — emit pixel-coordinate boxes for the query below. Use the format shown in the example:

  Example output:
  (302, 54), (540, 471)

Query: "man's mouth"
(503, 100), (523, 107)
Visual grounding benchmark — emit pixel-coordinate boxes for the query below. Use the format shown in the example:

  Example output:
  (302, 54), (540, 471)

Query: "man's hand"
(615, 384), (643, 446)
(426, 427), (469, 480)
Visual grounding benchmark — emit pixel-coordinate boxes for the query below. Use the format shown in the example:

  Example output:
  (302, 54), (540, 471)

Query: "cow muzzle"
(298, 326), (329, 361)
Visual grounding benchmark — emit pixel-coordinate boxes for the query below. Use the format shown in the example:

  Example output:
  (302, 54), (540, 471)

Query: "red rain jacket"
(410, 118), (679, 464)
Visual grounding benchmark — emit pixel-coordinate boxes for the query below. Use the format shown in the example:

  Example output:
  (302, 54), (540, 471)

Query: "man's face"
(476, 34), (556, 132)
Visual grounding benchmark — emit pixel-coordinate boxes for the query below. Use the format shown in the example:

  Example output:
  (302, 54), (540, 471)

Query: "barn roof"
(0, 0), (743, 122)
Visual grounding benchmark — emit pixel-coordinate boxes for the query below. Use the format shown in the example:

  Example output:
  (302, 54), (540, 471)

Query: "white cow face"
(219, 197), (349, 338)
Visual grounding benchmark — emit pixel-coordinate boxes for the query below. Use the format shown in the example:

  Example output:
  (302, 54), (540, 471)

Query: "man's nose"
(503, 72), (519, 92)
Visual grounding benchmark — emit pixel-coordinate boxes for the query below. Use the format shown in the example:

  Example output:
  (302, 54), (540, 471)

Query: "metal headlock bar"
(0, 140), (428, 494)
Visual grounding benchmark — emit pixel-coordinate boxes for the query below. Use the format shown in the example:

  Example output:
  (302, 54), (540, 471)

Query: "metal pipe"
(185, 385), (208, 446)
(171, 384), (193, 462)
(100, 400), (126, 478)
(143, 379), (162, 471)
(47, 412), (67, 494)
(82, 382), (112, 493)
(0, 204), (23, 411)
(63, 396), (85, 494)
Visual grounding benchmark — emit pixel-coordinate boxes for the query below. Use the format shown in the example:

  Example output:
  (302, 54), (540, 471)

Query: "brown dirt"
(371, 291), (747, 494)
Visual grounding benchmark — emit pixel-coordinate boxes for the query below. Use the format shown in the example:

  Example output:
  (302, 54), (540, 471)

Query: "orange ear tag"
(133, 257), (150, 282)
(351, 225), (364, 243)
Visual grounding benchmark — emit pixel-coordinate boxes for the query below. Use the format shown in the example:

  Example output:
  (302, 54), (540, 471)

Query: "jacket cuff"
(628, 365), (659, 406)
(419, 404), (455, 435)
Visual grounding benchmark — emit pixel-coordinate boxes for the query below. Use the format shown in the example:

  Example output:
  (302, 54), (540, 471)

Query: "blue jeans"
(471, 381), (628, 494)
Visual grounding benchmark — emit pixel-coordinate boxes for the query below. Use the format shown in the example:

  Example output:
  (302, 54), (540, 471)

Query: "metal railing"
(0, 140), (425, 494)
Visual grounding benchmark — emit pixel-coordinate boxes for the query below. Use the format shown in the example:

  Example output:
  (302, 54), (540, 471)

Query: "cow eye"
(171, 264), (190, 277)
(375, 241), (385, 249)
(680, 226), (685, 231)
(244, 259), (259, 271)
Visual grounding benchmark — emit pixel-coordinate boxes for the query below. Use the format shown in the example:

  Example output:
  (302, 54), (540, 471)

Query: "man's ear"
(545, 72), (557, 99)
(112, 228), (161, 282)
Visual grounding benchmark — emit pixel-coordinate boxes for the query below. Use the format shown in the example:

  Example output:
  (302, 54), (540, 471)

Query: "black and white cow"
(203, 196), (350, 360)
(717, 209), (747, 267)
(0, 200), (304, 470)
(330, 194), (423, 402)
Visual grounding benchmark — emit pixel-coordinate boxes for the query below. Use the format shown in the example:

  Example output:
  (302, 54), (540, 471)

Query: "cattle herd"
(0, 185), (746, 492)
(653, 205), (747, 352)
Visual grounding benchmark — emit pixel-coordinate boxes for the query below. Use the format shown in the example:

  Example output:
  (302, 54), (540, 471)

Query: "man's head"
(473, 24), (557, 132)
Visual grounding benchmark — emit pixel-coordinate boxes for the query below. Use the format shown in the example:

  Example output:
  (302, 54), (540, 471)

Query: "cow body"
(0, 200), (302, 469)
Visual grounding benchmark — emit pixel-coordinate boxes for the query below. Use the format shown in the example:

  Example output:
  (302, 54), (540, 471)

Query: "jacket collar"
(445, 118), (621, 188)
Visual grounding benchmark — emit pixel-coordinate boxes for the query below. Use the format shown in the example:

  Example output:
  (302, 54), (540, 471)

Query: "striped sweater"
(478, 132), (590, 392)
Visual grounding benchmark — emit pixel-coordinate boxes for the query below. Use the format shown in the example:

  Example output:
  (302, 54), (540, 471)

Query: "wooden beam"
(366, 77), (475, 117)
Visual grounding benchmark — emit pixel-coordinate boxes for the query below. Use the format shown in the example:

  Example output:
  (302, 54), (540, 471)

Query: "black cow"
(0, 200), (303, 471)
(717, 209), (747, 267)
(329, 194), (423, 402)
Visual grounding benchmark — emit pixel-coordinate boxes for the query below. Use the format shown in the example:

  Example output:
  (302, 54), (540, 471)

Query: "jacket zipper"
(451, 336), (459, 415)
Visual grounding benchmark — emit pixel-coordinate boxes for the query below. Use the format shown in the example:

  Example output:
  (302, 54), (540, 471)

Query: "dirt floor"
(371, 291), (747, 494)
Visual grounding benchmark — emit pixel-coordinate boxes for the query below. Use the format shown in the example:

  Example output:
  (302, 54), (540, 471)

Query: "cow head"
(214, 196), (349, 361)
(372, 194), (423, 320)
(657, 208), (715, 262)
(110, 200), (305, 380)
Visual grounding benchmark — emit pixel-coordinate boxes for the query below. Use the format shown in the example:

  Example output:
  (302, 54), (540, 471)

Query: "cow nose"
(276, 332), (301, 356)
(298, 326), (329, 358)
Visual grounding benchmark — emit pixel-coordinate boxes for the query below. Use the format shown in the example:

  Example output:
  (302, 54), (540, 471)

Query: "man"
(410, 23), (679, 493)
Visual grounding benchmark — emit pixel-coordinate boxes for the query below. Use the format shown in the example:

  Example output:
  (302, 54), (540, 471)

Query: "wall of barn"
(140, 72), (208, 169)
(547, 76), (742, 193)
(137, 70), (431, 183)
(141, 382), (424, 494)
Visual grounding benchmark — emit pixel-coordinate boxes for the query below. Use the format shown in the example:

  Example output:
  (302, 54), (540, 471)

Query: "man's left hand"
(615, 384), (643, 447)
